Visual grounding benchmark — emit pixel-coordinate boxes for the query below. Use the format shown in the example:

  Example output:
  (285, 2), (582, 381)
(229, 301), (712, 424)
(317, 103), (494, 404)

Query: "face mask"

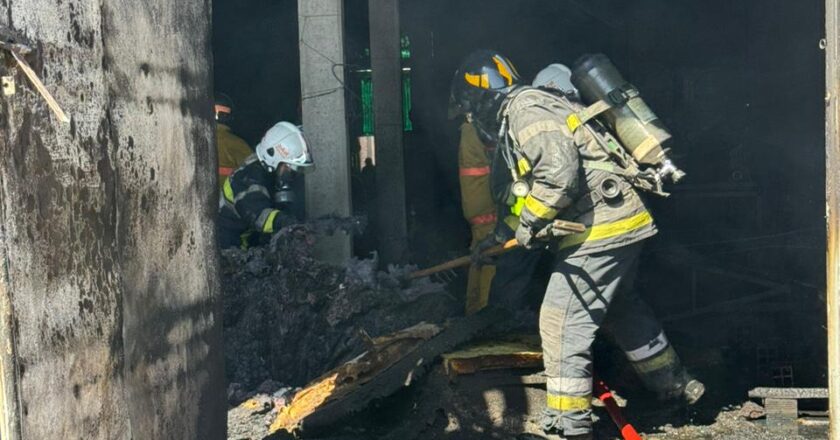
(274, 172), (297, 205)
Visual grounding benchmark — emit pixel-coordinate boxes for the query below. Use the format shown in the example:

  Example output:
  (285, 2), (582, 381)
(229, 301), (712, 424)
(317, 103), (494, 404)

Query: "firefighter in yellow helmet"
(450, 50), (704, 440)
(215, 92), (253, 190)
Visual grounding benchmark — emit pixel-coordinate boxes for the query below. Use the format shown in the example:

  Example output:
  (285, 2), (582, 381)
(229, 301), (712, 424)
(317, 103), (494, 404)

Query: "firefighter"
(450, 50), (704, 440)
(218, 122), (313, 249)
(215, 92), (253, 189)
(458, 115), (544, 316)
(456, 120), (499, 315)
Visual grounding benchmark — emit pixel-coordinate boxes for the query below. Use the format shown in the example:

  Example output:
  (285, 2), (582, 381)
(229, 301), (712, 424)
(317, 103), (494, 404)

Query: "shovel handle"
(407, 239), (519, 280)
(407, 219), (586, 280)
(407, 220), (585, 280)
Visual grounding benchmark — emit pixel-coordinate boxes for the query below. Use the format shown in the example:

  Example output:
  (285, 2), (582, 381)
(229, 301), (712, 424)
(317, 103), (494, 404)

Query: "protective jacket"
(500, 87), (687, 437)
(218, 154), (289, 249)
(459, 122), (498, 241)
(217, 124), (252, 189)
(501, 87), (657, 256)
(458, 122), (498, 315)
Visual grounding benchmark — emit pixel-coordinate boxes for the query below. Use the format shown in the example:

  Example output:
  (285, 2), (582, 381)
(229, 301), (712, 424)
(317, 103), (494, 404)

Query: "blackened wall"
(0, 0), (225, 438)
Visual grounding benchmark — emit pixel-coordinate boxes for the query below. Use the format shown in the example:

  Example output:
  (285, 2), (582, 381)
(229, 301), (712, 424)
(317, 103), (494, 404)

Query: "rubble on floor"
(222, 227), (829, 440)
(642, 406), (828, 440)
(221, 225), (458, 395)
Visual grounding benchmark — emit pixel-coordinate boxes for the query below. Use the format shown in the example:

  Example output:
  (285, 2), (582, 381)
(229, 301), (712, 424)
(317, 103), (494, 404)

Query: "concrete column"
(369, 0), (409, 264)
(299, 0), (353, 264)
(825, 1), (840, 438)
(0, 0), (224, 439)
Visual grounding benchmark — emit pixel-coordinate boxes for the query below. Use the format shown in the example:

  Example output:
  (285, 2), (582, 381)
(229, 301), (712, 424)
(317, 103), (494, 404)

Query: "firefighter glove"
(515, 224), (543, 250)
(471, 234), (501, 266)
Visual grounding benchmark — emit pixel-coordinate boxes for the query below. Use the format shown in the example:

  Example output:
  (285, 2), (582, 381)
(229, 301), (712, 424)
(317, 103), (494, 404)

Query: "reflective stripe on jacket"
(219, 154), (283, 242)
(458, 122), (498, 244)
(503, 87), (657, 256)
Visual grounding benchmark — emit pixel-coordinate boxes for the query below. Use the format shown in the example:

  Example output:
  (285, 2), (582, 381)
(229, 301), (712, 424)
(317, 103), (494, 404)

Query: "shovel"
(408, 220), (586, 281)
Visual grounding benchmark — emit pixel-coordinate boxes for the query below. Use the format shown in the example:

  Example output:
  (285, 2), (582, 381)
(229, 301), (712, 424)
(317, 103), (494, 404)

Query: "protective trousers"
(488, 247), (542, 313)
(465, 223), (497, 316)
(540, 241), (683, 436)
(465, 264), (496, 315)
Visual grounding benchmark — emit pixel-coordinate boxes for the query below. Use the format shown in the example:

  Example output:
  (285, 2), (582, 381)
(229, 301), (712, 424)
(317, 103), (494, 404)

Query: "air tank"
(571, 54), (684, 182)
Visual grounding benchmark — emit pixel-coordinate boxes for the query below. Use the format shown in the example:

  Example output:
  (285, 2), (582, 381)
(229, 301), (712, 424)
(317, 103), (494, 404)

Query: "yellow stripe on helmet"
(465, 72), (490, 89)
(493, 56), (514, 86)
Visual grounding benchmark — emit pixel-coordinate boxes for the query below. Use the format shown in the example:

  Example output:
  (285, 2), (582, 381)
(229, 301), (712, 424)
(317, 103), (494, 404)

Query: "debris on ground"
(643, 407), (828, 440)
(221, 226), (458, 391)
(221, 227), (829, 440)
(738, 400), (767, 420)
(270, 322), (443, 434)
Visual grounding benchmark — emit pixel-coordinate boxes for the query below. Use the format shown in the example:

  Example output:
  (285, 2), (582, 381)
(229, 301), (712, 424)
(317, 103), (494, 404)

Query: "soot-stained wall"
(0, 0), (224, 439)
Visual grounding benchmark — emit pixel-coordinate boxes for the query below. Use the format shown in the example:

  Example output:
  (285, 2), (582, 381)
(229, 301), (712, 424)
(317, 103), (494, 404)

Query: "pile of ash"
(220, 226), (458, 398)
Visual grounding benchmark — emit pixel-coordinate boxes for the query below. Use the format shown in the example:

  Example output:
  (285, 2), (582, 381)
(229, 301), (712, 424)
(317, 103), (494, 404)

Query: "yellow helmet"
(449, 49), (521, 119)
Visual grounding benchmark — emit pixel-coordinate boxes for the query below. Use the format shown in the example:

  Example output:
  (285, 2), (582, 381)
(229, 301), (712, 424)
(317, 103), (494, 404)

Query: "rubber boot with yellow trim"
(631, 346), (706, 405)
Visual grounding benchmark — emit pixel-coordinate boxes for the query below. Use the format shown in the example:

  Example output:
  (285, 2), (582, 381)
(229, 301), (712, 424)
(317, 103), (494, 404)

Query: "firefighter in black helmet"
(451, 50), (704, 440)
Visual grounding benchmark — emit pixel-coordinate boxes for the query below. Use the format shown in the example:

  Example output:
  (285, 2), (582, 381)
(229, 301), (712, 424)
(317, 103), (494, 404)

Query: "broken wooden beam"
(270, 308), (505, 436)
(442, 336), (543, 376)
(269, 322), (442, 432)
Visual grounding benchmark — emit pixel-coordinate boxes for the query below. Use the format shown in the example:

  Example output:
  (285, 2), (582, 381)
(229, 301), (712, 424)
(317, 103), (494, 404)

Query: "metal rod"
(825, 0), (840, 437)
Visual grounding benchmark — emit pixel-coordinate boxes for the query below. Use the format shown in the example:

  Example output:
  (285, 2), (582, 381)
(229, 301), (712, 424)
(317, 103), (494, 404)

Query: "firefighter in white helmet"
(218, 121), (314, 249)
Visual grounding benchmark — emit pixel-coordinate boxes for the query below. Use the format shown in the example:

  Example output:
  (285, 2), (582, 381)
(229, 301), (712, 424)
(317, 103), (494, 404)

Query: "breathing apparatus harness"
(497, 87), (674, 202)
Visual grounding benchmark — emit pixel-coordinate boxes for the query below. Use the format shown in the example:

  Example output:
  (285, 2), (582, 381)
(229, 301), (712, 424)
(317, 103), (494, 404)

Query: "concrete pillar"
(826, 1), (840, 438)
(0, 0), (224, 439)
(369, 0), (409, 264)
(298, 0), (353, 264)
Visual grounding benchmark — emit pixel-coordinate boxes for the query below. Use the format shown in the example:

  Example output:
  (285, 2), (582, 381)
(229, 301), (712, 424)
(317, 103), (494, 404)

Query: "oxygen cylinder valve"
(658, 158), (686, 184)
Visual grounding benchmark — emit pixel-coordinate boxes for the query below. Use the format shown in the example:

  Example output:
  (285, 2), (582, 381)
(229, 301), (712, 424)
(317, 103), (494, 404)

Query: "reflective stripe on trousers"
(468, 213), (497, 226)
(540, 241), (673, 436)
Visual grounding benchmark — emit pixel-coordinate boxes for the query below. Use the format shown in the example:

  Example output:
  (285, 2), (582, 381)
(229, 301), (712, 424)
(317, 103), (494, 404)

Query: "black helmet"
(449, 50), (521, 120)
(214, 92), (234, 124)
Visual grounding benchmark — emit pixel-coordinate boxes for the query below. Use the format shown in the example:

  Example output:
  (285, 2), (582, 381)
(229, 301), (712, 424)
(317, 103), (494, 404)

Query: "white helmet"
(255, 122), (314, 173)
(533, 63), (579, 98)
